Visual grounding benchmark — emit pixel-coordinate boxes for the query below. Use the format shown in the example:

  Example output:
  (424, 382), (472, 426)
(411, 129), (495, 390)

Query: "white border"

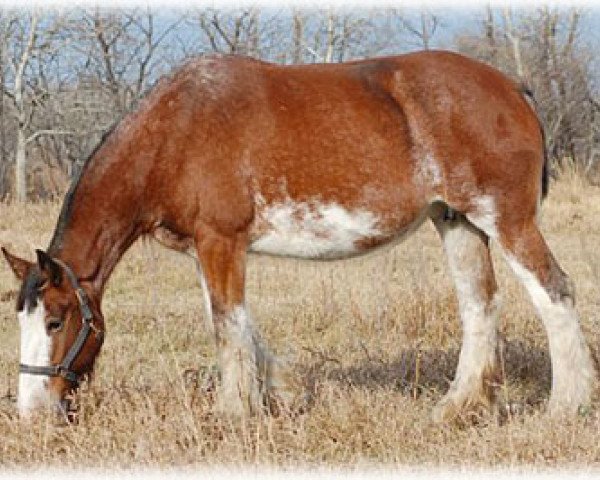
(0, 0), (598, 9)
(1, 468), (600, 479)
(1, 0), (599, 476)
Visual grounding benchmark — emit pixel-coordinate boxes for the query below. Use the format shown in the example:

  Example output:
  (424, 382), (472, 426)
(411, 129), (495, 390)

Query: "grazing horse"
(3, 50), (595, 421)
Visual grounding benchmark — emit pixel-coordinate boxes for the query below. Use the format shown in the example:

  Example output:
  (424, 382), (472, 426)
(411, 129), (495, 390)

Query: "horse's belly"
(248, 200), (389, 259)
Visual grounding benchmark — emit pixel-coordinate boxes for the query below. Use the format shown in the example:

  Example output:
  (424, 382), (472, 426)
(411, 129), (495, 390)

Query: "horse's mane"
(47, 123), (119, 255)
(17, 124), (122, 310)
(47, 66), (179, 255)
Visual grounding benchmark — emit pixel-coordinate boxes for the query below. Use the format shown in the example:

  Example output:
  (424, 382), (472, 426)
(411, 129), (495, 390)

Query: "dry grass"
(0, 173), (600, 470)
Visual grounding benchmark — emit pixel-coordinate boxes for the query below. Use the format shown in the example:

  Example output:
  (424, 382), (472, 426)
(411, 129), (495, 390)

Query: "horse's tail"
(540, 127), (550, 201)
(519, 84), (550, 201)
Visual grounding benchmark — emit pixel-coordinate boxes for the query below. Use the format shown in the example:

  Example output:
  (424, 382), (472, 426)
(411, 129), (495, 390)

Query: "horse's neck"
(48, 144), (148, 299)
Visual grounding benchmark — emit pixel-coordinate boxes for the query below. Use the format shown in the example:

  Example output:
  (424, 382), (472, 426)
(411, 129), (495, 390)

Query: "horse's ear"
(35, 249), (62, 287)
(2, 247), (33, 280)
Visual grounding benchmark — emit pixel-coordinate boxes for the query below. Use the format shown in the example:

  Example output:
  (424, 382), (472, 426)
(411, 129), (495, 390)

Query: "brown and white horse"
(3, 50), (595, 421)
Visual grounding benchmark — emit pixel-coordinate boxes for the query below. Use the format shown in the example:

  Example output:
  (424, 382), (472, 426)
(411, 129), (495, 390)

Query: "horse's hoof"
(432, 390), (497, 425)
(432, 397), (458, 424)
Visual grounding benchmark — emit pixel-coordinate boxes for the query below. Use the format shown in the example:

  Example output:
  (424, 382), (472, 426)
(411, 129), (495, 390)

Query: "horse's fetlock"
(547, 265), (576, 305)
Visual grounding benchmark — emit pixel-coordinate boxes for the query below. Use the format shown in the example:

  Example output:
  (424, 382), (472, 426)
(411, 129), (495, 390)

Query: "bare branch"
(25, 129), (74, 145)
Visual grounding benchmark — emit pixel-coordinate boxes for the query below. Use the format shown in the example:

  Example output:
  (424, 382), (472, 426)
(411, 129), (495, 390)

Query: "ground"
(0, 168), (599, 469)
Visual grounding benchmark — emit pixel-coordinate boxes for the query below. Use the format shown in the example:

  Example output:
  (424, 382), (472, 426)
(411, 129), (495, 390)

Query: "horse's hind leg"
(194, 230), (291, 416)
(431, 209), (501, 423)
(496, 219), (595, 416)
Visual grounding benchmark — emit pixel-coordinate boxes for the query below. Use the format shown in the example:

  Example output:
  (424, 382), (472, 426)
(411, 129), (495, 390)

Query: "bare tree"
(189, 7), (410, 65)
(73, 8), (182, 115)
(397, 10), (440, 50)
(0, 11), (9, 198)
(3, 10), (73, 202)
(299, 9), (393, 63)
(9, 11), (39, 202)
(502, 7), (525, 78)
(195, 8), (263, 56)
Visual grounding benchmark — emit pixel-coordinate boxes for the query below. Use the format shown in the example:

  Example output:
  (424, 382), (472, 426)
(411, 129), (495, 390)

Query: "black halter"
(19, 259), (103, 384)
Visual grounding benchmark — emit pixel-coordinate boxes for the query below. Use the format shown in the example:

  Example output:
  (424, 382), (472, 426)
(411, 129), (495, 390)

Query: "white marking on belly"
(18, 301), (52, 417)
(250, 199), (382, 259)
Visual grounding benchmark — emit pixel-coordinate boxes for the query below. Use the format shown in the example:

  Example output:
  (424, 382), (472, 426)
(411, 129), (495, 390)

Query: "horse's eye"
(46, 318), (64, 334)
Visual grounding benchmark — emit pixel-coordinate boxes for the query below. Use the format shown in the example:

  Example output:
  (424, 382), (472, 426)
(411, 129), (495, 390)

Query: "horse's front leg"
(194, 229), (290, 416)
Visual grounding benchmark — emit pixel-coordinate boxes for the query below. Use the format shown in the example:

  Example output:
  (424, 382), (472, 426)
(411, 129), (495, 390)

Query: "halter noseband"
(19, 259), (103, 384)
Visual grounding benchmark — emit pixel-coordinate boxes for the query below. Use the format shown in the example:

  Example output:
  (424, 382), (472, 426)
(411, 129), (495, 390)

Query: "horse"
(3, 50), (595, 422)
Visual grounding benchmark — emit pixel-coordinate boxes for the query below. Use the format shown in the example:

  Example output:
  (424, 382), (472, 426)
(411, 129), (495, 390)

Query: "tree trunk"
(292, 11), (303, 64)
(15, 127), (27, 202)
(485, 6), (497, 65)
(0, 36), (5, 199)
(11, 12), (38, 202)
(421, 13), (430, 50)
(503, 8), (524, 78)
(324, 13), (335, 63)
(248, 9), (259, 57)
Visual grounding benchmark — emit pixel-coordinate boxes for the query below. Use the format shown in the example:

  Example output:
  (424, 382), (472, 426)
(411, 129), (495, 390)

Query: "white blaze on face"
(18, 301), (52, 417)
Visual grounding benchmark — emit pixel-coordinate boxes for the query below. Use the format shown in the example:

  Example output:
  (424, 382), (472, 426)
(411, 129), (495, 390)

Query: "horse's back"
(185, 50), (543, 202)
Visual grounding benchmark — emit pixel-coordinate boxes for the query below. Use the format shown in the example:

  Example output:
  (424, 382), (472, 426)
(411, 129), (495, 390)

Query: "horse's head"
(2, 248), (104, 418)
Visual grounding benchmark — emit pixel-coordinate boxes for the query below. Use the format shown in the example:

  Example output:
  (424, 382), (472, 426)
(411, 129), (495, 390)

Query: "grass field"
(0, 170), (599, 470)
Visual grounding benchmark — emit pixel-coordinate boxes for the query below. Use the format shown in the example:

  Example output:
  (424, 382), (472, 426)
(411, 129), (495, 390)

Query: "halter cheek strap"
(19, 259), (103, 384)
